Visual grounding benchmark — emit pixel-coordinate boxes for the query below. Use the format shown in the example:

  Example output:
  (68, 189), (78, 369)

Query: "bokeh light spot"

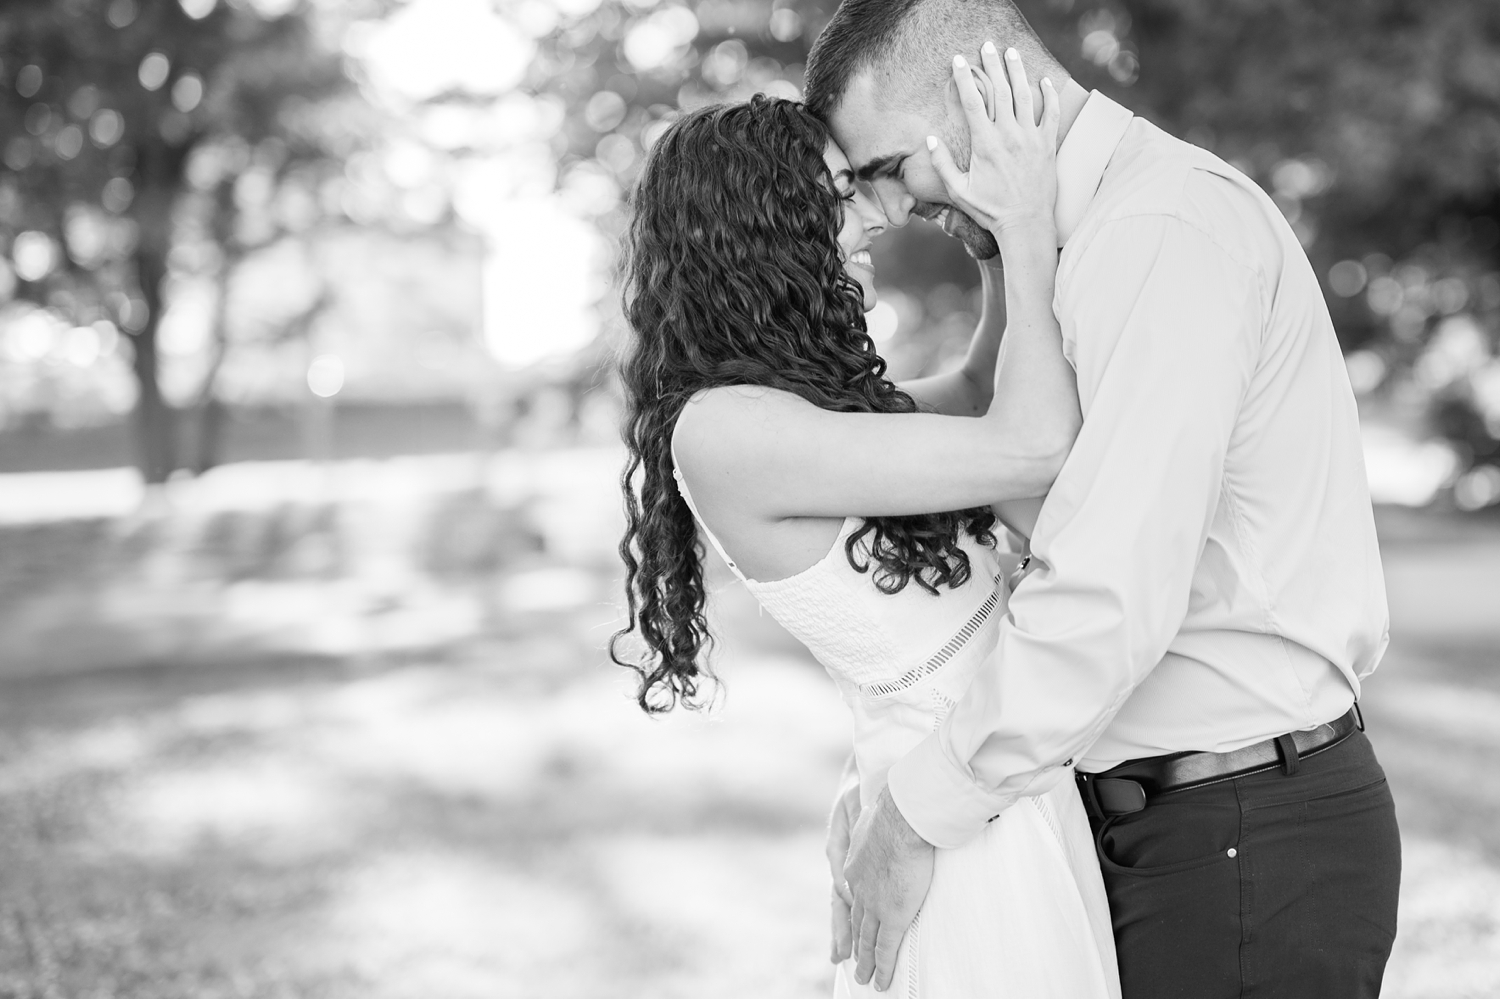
(172, 73), (204, 113)
(139, 52), (171, 91)
(16, 65), (43, 99)
(12, 231), (58, 282)
(90, 108), (124, 147)
(1329, 259), (1367, 298)
(308, 354), (346, 398)
(107, 0), (138, 28)
(623, 6), (699, 72)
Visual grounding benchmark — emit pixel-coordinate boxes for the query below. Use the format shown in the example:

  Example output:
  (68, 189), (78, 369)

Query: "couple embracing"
(612, 0), (1401, 996)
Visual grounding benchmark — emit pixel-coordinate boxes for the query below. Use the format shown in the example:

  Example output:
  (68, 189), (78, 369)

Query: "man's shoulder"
(1094, 121), (1260, 223)
(1076, 121), (1282, 272)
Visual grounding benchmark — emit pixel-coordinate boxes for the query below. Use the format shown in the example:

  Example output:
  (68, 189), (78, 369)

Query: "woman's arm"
(899, 234), (1070, 540)
(981, 223), (1078, 539)
(677, 228), (1074, 520)
(674, 375), (1067, 521)
(675, 47), (1078, 524)
(898, 260), (1005, 417)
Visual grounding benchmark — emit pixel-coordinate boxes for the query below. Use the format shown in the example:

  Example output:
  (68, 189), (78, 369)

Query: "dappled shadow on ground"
(0, 457), (1495, 998)
(0, 636), (845, 998)
(0, 450), (845, 999)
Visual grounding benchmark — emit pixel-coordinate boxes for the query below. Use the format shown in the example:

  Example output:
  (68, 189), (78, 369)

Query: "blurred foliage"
(2, 0), (1500, 506)
(0, 0), (394, 481)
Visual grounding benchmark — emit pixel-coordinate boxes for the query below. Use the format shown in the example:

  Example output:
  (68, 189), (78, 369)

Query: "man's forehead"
(826, 71), (926, 173)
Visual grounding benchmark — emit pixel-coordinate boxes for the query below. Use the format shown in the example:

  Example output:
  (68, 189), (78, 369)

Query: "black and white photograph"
(0, 0), (1496, 996)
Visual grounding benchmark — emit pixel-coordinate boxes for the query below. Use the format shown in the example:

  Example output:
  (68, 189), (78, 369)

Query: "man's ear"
(943, 63), (997, 124)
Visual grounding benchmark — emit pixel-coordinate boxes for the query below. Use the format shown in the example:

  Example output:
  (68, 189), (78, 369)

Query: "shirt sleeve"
(887, 211), (1262, 848)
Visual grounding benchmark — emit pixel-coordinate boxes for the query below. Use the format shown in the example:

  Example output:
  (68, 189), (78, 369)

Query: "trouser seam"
(1236, 778), (1251, 998)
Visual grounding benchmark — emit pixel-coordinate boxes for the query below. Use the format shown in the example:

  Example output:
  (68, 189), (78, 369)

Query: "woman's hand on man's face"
(926, 42), (1060, 240)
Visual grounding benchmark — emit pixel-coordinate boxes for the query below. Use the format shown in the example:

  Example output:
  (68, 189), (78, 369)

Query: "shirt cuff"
(886, 733), (1014, 850)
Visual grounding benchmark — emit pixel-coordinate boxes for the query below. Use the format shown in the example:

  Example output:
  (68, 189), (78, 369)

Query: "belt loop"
(1076, 771), (1103, 822)
(1275, 733), (1300, 776)
(1352, 701), (1365, 732)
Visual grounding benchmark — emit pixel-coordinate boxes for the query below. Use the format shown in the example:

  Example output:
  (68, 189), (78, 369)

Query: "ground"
(0, 450), (1495, 998)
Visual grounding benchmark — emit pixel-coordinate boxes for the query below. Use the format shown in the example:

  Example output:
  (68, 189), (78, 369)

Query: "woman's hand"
(927, 42), (1060, 239)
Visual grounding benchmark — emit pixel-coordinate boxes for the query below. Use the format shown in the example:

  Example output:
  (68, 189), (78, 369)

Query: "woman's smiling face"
(825, 140), (887, 312)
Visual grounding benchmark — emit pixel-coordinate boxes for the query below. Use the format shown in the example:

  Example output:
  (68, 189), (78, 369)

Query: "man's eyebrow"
(834, 168), (855, 185)
(854, 153), (905, 182)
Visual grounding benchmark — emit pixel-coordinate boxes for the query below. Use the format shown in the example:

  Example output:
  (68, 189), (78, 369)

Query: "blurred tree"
(0, 0), (365, 481)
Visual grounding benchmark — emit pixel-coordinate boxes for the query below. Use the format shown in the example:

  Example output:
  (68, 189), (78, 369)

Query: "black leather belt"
(1077, 706), (1364, 819)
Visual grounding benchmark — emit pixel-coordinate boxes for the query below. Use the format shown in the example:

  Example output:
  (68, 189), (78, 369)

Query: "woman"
(612, 52), (1119, 999)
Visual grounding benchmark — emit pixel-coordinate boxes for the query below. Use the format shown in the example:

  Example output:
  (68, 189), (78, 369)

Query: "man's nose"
(873, 182), (913, 228)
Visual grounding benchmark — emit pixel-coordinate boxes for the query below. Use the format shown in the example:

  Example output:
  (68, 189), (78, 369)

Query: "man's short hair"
(804, 0), (1062, 121)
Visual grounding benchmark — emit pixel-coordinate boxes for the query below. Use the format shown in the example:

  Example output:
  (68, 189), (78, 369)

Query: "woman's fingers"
(925, 134), (979, 223)
(831, 890), (854, 963)
(980, 40), (1009, 125)
(1040, 76), (1060, 147)
(1005, 47), (1034, 127)
(951, 55), (993, 147)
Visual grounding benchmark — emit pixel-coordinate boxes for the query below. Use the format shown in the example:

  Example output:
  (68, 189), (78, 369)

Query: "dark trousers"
(1086, 729), (1401, 999)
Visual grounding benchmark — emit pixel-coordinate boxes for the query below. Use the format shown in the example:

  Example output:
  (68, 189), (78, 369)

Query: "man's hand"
(844, 785), (935, 991)
(826, 779), (862, 963)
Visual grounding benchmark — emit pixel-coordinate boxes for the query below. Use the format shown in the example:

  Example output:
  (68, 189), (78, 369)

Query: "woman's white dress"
(674, 463), (1121, 999)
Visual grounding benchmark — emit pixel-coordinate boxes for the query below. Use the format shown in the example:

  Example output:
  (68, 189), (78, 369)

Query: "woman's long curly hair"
(612, 95), (995, 713)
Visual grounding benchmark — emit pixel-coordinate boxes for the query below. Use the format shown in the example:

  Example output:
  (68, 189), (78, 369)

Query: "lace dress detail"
(861, 573), (1005, 698)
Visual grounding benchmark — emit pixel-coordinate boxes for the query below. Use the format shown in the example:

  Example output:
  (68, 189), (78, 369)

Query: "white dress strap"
(670, 442), (750, 584)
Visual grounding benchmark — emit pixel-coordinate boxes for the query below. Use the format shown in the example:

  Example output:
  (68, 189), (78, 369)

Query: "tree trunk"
(130, 242), (176, 484)
(188, 266), (233, 475)
(127, 145), (189, 484)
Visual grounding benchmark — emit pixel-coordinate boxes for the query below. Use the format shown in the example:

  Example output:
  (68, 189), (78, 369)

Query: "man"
(804, 1), (1402, 996)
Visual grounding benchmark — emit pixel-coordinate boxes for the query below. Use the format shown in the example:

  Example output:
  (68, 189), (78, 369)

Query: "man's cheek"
(905, 166), (948, 207)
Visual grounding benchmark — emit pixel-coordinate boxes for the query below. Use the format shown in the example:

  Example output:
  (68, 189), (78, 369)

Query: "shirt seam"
(1218, 466), (1313, 719)
(1069, 163), (1267, 291)
(1084, 206), (1260, 276)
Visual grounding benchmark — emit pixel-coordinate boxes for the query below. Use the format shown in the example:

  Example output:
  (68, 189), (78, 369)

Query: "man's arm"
(888, 210), (1260, 846)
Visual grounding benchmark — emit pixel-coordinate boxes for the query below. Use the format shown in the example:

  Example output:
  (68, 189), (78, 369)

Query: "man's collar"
(1054, 91), (1134, 245)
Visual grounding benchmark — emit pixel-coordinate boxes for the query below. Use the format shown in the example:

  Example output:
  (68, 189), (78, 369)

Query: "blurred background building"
(0, 1), (1497, 997)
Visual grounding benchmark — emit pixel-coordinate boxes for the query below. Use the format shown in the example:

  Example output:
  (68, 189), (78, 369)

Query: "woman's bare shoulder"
(672, 385), (812, 474)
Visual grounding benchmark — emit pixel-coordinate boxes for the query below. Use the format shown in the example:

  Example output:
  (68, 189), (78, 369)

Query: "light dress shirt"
(886, 92), (1390, 850)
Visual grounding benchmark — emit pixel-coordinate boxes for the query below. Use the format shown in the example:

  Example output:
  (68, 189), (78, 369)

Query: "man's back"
(1052, 113), (1389, 768)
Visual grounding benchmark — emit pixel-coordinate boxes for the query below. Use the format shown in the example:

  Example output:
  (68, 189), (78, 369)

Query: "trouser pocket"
(1094, 781), (1245, 999)
(1099, 832), (1242, 999)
